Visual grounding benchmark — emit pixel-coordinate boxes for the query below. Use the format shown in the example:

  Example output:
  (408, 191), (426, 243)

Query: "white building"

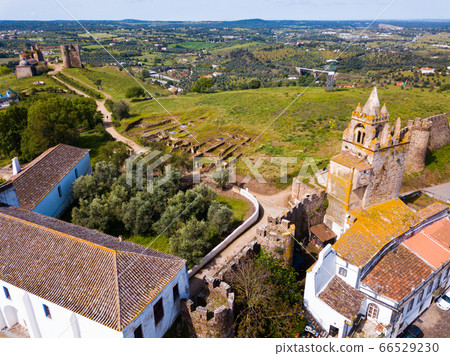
(420, 67), (435, 75)
(0, 206), (189, 338)
(304, 200), (450, 338)
(0, 144), (91, 218)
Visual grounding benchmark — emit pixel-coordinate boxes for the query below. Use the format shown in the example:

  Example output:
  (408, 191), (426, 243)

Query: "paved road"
(189, 187), (292, 296)
(411, 302), (450, 338)
(423, 182), (450, 203)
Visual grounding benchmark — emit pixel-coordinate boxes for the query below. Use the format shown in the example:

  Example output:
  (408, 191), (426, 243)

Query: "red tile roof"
(318, 276), (366, 321)
(362, 245), (434, 302)
(403, 218), (450, 269)
(0, 144), (90, 210)
(0, 206), (185, 331)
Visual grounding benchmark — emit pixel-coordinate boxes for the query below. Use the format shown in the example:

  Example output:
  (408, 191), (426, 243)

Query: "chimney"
(118, 235), (123, 242)
(12, 157), (21, 175)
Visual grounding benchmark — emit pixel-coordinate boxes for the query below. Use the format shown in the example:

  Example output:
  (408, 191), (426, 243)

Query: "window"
(43, 304), (52, 319)
(153, 298), (164, 326)
(427, 283), (433, 295)
(57, 186), (62, 198)
(173, 284), (180, 302)
(133, 325), (143, 338)
(75, 168), (79, 179)
(407, 299), (414, 312)
(367, 303), (379, 320)
(3, 286), (11, 300)
(418, 289), (424, 301)
(338, 267), (347, 277)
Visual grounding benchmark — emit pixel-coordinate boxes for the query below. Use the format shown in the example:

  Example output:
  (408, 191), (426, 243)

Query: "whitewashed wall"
(0, 264), (189, 338)
(32, 153), (91, 218)
(122, 266), (190, 338)
(188, 188), (259, 278)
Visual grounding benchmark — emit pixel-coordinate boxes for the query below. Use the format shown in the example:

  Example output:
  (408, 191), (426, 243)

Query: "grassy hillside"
(117, 86), (449, 183)
(0, 73), (67, 94)
(63, 66), (171, 100)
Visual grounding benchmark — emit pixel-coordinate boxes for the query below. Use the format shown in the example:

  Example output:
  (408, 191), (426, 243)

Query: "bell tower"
(323, 88), (410, 238)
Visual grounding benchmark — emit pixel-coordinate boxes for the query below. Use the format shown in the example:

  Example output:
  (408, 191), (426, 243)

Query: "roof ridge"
(7, 145), (58, 183)
(0, 211), (116, 254)
(421, 229), (450, 252)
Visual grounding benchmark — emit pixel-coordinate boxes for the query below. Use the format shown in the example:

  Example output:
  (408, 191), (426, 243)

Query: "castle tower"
(405, 118), (432, 173)
(323, 87), (410, 237)
(60, 44), (83, 69)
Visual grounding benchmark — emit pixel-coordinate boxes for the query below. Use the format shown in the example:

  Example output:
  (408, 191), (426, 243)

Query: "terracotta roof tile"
(417, 203), (448, 221)
(331, 150), (366, 168)
(318, 276), (366, 321)
(0, 144), (90, 210)
(310, 223), (337, 243)
(0, 206), (185, 331)
(403, 218), (450, 269)
(334, 199), (420, 267)
(362, 245), (434, 302)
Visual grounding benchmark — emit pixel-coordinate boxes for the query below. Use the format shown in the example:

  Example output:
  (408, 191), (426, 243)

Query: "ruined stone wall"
(405, 118), (432, 173)
(256, 219), (295, 266)
(427, 113), (450, 151)
(181, 276), (235, 338)
(284, 188), (327, 238)
(60, 44), (83, 69)
(16, 66), (34, 79)
(216, 240), (259, 282)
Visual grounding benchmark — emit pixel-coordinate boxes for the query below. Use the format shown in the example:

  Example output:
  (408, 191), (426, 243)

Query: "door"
(4, 306), (19, 328)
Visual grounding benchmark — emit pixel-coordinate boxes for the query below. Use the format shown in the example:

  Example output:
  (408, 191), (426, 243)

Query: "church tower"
(323, 87), (410, 237)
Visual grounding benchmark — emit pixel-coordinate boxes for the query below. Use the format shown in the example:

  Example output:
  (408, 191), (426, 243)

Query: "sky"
(0, 0), (449, 21)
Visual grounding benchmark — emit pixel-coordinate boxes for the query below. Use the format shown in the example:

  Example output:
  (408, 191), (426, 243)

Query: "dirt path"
(189, 186), (291, 295)
(52, 74), (147, 155)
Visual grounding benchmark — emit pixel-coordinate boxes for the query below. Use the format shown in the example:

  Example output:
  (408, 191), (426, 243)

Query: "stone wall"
(283, 185), (327, 238)
(216, 240), (260, 282)
(181, 276), (235, 338)
(60, 44), (83, 69)
(428, 113), (450, 151)
(404, 113), (449, 174)
(256, 219), (295, 266)
(405, 118), (432, 173)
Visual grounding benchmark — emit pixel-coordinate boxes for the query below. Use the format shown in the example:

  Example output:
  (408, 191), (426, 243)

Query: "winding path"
(50, 66), (148, 155)
(189, 187), (292, 296)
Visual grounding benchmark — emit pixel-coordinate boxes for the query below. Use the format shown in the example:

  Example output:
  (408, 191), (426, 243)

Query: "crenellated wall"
(181, 276), (235, 338)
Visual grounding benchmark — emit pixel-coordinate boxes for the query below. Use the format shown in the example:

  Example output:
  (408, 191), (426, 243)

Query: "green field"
(0, 73), (67, 94)
(63, 66), (171, 100)
(118, 85), (449, 181)
(169, 41), (220, 50)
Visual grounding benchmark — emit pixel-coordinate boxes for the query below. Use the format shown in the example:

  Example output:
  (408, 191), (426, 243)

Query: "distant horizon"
(1, 0), (449, 22)
(0, 18), (449, 22)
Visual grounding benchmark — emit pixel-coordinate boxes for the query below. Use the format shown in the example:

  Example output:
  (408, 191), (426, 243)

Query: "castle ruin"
(405, 113), (450, 173)
(60, 44), (83, 69)
(181, 276), (235, 338)
(16, 44), (47, 79)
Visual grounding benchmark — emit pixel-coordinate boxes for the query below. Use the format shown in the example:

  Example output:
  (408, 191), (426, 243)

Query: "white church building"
(0, 206), (190, 338)
(0, 144), (91, 218)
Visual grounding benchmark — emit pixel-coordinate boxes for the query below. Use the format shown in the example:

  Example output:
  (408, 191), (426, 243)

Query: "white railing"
(188, 188), (260, 278)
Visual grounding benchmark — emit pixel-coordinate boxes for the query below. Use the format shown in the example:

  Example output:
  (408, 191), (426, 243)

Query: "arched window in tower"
(354, 124), (365, 144)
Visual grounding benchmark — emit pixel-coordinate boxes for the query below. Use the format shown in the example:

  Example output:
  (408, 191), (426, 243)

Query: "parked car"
(399, 325), (424, 338)
(436, 290), (450, 311)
